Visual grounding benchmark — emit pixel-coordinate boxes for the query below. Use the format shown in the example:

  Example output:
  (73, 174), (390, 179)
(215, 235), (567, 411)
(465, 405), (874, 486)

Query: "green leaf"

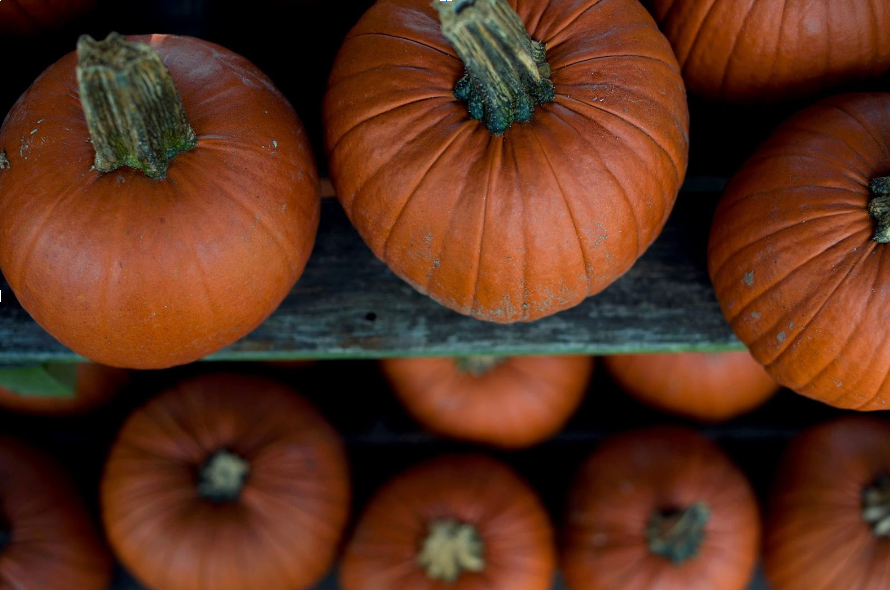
(0, 364), (79, 398)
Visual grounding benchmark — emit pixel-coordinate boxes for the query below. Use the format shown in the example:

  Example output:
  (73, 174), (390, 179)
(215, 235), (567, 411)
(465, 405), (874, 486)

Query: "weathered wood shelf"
(0, 178), (741, 364)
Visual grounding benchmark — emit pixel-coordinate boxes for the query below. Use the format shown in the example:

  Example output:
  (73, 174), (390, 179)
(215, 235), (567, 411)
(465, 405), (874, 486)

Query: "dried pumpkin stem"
(867, 176), (890, 243)
(417, 519), (486, 583)
(197, 449), (250, 502)
(646, 502), (710, 564)
(76, 32), (197, 179)
(455, 355), (506, 376)
(435, 0), (554, 135)
(862, 475), (890, 536)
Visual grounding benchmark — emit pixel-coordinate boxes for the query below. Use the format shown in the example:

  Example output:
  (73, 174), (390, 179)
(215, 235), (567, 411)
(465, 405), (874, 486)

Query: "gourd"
(0, 363), (128, 414)
(603, 351), (778, 421)
(381, 355), (591, 447)
(341, 454), (555, 590)
(324, 0), (689, 322)
(563, 427), (760, 590)
(646, 0), (890, 102)
(0, 33), (319, 369)
(0, 436), (111, 590)
(709, 92), (890, 409)
(101, 373), (350, 590)
(765, 417), (890, 590)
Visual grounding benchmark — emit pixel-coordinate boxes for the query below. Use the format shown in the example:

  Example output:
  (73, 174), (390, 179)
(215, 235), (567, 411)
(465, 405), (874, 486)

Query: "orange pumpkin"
(324, 0), (689, 322)
(0, 436), (111, 590)
(0, 0), (96, 35)
(381, 355), (591, 447)
(765, 417), (890, 590)
(563, 427), (760, 590)
(647, 0), (890, 102)
(0, 363), (128, 414)
(341, 454), (555, 590)
(0, 33), (319, 369)
(708, 92), (890, 409)
(603, 351), (778, 421)
(101, 373), (350, 590)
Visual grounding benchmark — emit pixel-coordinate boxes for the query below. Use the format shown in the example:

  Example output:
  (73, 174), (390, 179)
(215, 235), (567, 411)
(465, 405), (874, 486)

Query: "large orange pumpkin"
(0, 436), (111, 590)
(0, 363), (128, 414)
(0, 33), (319, 369)
(647, 0), (890, 102)
(341, 454), (555, 590)
(380, 355), (591, 447)
(101, 373), (350, 590)
(765, 417), (890, 589)
(708, 92), (890, 410)
(324, 0), (689, 322)
(0, 0), (96, 35)
(603, 351), (779, 421)
(563, 427), (760, 590)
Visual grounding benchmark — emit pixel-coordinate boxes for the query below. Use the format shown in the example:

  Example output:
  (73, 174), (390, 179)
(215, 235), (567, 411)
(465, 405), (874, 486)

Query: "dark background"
(0, 0), (888, 589)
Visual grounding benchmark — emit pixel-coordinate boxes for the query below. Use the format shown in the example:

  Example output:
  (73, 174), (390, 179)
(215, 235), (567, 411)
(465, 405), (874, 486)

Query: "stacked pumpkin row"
(0, 365), (886, 590)
(1, 0), (889, 412)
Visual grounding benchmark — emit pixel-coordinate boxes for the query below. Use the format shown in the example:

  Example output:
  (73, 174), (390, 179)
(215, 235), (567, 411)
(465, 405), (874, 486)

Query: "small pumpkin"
(708, 92), (890, 409)
(764, 417), (890, 590)
(101, 373), (350, 590)
(0, 436), (111, 590)
(341, 454), (555, 590)
(0, 33), (319, 369)
(0, 0), (96, 35)
(563, 427), (760, 590)
(646, 0), (890, 102)
(603, 351), (778, 421)
(0, 363), (128, 414)
(380, 355), (591, 447)
(324, 0), (689, 322)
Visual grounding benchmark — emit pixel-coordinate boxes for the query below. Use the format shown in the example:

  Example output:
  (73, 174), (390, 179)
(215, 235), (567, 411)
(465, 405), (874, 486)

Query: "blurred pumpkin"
(765, 417), (890, 590)
(647, 0), (890, 102)
(709, 92), (890, 409)
(0, 363), (128, 414)
(381, 355), (591, 447)
(324, 0), (688, 322)
(341, 454), (555, 590)
(0, 33), (318, 369)
(563, 427), (760, 590)
(101, 373), (350, 590)
(0, 436), (111, 589)
(603, 351), (778, 421)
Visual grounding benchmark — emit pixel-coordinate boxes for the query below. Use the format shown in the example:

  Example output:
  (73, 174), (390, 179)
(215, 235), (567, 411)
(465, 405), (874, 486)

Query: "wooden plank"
(0, 180), (742, 364)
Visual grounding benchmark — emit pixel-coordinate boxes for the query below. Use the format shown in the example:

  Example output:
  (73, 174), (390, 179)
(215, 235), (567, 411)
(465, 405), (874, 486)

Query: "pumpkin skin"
(101, 373), (350, 590)
(324, 0), (689, 322)
(764, 417), (890, 590)
(0, 34), (319, 369)
(0, 0), (96, 35)
(562, 427), (760, 590)
(708, 93), (890, 410)
(341, 454), (555, 590)
(0, 436), (112, 590)
(647, 0), (890, 102)
(380, 355), (592, 447)
(603, 351), (779, 422)
(0, 363), (128, 415)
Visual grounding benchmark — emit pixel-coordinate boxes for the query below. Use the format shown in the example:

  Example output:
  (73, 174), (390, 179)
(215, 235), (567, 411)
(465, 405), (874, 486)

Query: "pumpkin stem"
(0, 151), (9, 170)
(435, 0), (554, 135)
(76, 32), (197, 179)
(646, 502), (710, 564)
(862, 475), (890, 536)
(417, 519), (486, 583)
(455, 355), (506, 376)
(197, 450), (250, 502)
(867, 177), (890, 243)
